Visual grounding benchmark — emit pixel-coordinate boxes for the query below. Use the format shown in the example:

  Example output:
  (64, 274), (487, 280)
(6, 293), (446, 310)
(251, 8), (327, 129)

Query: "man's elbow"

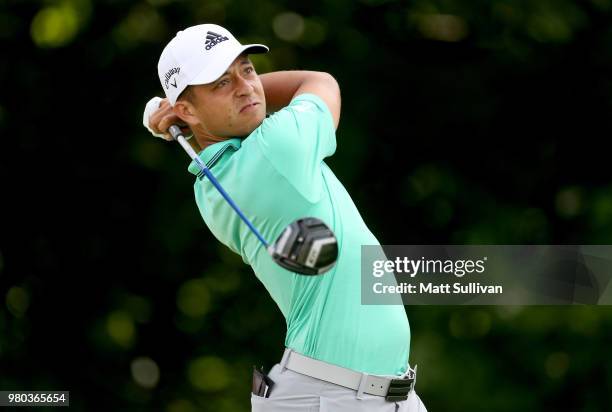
(319, 72), (340, 96)
(295, 71), (341, 129)
(315, 72), (341, 129)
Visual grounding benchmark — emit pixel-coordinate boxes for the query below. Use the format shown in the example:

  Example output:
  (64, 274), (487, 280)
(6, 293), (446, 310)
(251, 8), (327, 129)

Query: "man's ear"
(173, 101), (199, 126)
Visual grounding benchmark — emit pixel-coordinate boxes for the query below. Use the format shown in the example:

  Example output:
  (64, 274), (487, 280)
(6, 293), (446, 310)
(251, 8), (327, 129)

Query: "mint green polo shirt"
(188, 93), (410, 375)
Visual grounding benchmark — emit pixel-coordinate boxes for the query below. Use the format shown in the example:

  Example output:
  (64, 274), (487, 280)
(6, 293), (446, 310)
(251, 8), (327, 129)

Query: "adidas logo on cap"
(205, 31), (229, 50)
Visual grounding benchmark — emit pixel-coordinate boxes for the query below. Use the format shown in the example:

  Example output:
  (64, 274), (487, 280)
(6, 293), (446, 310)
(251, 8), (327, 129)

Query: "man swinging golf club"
(143, 23), (427, 411)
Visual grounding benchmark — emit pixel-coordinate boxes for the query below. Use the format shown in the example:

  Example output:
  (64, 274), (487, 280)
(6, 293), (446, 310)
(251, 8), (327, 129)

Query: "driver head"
(269, 217), (338, 276)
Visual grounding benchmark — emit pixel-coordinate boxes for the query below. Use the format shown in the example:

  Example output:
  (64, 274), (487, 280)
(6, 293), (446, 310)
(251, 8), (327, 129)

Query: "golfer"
(144, 24), (427, 412)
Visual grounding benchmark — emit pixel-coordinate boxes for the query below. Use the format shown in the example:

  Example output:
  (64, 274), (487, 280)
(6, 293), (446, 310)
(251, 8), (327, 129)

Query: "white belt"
(280, 348), (416, 401)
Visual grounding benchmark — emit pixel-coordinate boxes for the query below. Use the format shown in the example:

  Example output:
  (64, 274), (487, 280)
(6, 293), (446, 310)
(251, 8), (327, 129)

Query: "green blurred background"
(1, 0), (612, 410)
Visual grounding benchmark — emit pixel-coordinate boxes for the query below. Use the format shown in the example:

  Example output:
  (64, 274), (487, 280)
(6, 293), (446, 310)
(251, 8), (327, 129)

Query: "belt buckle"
(385, 377), (413, 402)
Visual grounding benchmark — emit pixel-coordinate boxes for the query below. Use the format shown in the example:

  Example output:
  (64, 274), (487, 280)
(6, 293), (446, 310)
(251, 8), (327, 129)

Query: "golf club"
(167, 124), (338, 275)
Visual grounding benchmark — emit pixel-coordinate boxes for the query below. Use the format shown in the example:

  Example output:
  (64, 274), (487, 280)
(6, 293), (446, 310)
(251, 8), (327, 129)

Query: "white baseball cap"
(157, 24), (269, 105)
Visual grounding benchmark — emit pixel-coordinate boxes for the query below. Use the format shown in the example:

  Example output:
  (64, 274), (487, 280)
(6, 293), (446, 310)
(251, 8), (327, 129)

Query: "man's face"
(183, 55), (266, 138)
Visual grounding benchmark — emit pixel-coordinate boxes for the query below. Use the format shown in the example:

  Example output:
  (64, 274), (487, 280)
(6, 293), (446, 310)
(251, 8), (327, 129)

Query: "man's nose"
(235, 74), (254, 96)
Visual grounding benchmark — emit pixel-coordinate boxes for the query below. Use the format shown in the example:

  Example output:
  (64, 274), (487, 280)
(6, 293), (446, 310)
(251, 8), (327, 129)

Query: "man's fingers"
(143, 96), (192, 141)
(158, 114), (184, 136)
(158, 98), (170, 109)
(149, 105), (174, 134)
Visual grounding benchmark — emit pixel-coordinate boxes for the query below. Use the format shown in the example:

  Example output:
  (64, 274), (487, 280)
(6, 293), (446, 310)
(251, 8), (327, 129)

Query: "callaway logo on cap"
(157, 24), (269, 105)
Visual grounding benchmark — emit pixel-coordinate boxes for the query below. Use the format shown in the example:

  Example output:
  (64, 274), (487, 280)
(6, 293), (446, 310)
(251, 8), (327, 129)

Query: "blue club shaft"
(169, 126), (270, 248)
(194, 157), (270, 248)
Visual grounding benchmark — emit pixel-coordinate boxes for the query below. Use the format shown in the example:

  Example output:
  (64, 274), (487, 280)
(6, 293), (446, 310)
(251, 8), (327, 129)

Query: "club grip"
(168, 125), (183, 141)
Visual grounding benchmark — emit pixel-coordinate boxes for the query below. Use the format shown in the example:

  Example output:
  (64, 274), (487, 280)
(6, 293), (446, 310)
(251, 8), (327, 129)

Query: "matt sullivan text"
(373, 282), (503, 294)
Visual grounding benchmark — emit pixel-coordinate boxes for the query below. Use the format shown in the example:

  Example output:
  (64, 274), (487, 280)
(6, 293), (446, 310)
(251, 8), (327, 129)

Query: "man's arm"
(259, 71), (341, 129)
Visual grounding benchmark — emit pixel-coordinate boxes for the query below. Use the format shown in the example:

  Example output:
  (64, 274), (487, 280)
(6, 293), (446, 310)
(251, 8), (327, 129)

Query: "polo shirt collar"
(187, 138), (242, 176)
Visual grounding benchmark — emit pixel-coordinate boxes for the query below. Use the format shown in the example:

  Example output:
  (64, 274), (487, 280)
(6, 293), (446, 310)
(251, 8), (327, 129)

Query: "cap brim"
(188, 44), (269, 86)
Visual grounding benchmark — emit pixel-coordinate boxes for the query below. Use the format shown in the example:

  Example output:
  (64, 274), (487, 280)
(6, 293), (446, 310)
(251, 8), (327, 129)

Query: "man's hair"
(177, 85), (195, 103)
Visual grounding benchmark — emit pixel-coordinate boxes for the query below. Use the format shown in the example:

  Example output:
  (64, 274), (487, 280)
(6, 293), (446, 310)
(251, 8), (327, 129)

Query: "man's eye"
(245, 66), (254, 74)
(217, 79), (229, 87)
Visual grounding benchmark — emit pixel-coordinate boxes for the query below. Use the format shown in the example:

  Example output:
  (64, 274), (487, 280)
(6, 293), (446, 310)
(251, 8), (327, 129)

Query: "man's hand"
(143, 97), (193, 141)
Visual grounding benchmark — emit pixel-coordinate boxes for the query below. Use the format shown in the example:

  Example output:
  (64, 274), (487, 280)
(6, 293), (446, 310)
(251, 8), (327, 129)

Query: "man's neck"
(193, 131), (231, 153)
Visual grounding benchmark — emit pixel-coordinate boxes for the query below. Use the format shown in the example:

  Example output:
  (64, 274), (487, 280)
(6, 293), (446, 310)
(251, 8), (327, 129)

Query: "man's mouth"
(240, 102), (259, 113)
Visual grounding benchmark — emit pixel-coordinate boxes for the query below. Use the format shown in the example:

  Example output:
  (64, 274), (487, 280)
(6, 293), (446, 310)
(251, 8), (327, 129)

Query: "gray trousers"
(251, 363), (427, 412)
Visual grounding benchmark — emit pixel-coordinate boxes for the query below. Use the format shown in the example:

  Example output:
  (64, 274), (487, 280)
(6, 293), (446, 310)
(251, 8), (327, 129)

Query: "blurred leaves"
(176, 278), (211, 318)
(112, 3), (167, 49)
(106, 310), (137, 349)
(5, 286), (30, 318)
(131, 356), (161, 389)
(187, 356), (230, 392)
(30, 0), (91, 48)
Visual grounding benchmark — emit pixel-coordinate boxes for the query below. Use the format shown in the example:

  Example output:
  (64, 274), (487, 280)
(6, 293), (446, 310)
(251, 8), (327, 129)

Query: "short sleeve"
(256, 93), (337, 203)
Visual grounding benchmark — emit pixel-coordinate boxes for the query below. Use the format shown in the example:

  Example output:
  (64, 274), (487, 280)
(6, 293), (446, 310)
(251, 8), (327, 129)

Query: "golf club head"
(268, 218), (338, 275)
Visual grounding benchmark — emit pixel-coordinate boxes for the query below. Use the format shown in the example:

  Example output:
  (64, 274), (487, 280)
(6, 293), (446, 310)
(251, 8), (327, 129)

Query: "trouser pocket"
(251, 393), (320, 412)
